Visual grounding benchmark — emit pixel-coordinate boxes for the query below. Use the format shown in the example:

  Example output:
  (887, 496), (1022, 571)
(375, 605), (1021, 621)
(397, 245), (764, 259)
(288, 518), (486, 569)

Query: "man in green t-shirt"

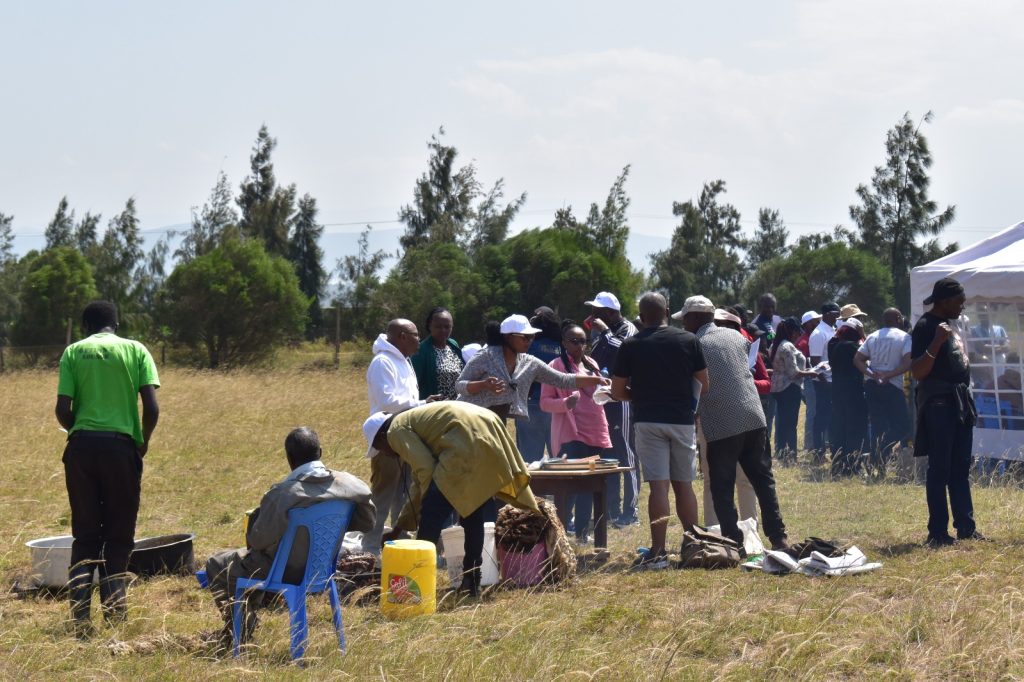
(55, 301), (160, 636)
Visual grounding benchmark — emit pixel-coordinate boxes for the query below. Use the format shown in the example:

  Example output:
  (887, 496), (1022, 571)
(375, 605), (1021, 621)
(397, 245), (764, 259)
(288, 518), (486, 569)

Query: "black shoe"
(68, 565), (95, 638)
(957, 530), (990, 542)
(925, 534), (957, 548)
(457, 565), (481, 598)
(99, 574), (128, 625)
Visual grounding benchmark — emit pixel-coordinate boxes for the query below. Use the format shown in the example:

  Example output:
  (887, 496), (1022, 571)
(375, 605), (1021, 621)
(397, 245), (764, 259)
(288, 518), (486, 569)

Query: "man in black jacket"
(586, 291), (639, 526)
(910, 277), (983, 547)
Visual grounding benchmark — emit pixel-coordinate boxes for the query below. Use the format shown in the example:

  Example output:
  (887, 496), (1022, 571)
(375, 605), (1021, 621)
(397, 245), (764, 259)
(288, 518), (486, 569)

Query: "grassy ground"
(2, 364), (1024, 680)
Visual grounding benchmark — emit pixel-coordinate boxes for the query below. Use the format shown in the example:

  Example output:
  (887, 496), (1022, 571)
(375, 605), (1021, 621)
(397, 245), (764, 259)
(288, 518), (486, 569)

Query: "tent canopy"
(911, 220), (1024, 318)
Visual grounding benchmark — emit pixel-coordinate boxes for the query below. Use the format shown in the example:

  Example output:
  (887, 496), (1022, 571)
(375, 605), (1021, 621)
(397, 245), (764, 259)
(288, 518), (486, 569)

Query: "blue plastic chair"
(232, 499), (356, 659)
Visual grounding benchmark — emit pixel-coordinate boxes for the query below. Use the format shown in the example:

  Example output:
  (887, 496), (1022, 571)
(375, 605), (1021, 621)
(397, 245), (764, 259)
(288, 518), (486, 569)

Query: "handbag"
(678, 526), (743, 569)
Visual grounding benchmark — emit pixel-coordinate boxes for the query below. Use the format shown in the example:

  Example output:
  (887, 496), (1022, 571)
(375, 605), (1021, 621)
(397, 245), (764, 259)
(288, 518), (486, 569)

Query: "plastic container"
(440, 523), (500, 587)
(440, 526), (466, 584)
(380, 539), (436, 619)
(481, 522), (499, 586)
(498, 543), (549, 587)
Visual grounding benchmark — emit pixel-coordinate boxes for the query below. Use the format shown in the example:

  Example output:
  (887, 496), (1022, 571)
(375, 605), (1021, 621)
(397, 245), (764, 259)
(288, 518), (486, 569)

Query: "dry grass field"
(3, 360), (1024, 680)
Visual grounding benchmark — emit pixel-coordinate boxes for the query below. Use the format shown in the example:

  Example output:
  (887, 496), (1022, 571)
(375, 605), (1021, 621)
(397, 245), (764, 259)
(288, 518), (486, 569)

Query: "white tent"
(911, 220), (1024, 461)
(910, 220), (1024, 320)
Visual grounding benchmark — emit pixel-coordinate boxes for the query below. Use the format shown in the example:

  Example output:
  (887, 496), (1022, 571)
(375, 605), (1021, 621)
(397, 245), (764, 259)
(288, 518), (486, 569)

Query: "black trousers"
(605, 401), (638, 522)
(416, 480), (485, 571)
(773, 383), (802, 458)
(830, 380), (868, 476)
(705, 427), (786, 545)
(921, 397), (976, 538)
(865, 381), (911, 465)
(812, 381), (833, 453)
(63, 434), (143, 579)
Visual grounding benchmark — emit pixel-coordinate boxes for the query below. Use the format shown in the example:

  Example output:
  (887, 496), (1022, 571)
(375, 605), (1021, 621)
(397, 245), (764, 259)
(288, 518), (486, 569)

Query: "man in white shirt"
(363, 319), (438, 555)
(807, 302), (840, 457)
(854, 308), (912, 469)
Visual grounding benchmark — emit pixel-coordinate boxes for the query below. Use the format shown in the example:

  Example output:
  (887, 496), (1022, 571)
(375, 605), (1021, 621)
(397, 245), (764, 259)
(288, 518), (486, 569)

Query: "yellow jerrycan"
(380, 539), (437, 619)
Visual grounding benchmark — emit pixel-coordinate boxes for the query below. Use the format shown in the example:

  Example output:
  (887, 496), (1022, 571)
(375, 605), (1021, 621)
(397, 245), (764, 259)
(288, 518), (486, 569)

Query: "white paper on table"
(747, 342), (760, 370)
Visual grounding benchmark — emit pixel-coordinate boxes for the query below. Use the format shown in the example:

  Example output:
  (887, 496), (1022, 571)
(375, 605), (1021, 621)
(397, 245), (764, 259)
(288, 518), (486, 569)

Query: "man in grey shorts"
(611, 293), (709, 569)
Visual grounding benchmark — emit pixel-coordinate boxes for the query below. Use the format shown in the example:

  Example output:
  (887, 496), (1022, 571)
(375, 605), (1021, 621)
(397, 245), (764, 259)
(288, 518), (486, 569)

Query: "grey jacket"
(456, 346), (577, 418)
(212, 466), (375, 584)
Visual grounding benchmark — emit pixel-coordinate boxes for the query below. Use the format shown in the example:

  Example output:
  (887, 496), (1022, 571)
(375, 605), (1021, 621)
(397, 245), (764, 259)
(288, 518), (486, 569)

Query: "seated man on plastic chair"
(205, 427), (375, 649)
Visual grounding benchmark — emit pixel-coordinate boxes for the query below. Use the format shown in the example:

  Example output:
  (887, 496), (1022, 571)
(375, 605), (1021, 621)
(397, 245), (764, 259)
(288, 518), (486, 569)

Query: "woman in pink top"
(541, 323), (612, 543)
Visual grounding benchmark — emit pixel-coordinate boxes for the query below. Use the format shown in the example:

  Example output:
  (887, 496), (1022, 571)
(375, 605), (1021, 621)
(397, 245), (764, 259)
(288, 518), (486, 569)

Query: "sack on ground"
(678, 526), (742, 569)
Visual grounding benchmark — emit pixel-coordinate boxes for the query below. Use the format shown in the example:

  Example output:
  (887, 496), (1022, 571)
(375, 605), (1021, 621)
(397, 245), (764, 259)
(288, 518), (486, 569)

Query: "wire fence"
(0, 341), (373, 373)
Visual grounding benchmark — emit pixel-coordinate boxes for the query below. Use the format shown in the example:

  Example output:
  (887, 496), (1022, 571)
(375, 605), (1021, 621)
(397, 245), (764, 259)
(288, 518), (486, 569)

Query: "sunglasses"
(565, 338), (587, 346)
(509, 333), (535, 340)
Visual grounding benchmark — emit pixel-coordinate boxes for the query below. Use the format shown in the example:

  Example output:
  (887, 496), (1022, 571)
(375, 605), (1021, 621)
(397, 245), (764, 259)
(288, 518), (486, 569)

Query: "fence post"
(334, 306), (341, 370)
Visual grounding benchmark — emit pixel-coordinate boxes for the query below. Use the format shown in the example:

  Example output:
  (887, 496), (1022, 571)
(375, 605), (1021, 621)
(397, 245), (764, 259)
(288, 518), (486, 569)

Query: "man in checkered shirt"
(676, 295), (790, 551)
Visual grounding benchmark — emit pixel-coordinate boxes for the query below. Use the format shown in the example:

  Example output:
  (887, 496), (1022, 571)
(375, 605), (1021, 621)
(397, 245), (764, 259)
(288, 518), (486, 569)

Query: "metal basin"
(25, 533), (197, 587)
(128, 533), (197, 577)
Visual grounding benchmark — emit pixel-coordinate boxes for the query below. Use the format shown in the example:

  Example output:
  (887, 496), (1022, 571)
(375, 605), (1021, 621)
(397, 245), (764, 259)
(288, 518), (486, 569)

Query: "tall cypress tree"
(44, 197), (76, 250)
(849, 111), (956, 311)
(93, 198), (145, 330)
(746, 208), (790, 272)
(288, 193), (326, 339)
(651, 180), (748, 308)
(0, 213), (13, 263)
(237, 125), (295, 257)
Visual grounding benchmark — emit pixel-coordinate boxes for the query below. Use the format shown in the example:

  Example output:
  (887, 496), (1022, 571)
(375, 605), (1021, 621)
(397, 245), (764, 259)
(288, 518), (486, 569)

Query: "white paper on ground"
(763, 550), (814, 575)
(805, 545), (866, 571)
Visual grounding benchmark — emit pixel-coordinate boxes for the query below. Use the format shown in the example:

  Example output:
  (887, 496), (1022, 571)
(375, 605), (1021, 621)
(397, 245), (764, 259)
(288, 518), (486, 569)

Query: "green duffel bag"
(678, 526), (743, 570)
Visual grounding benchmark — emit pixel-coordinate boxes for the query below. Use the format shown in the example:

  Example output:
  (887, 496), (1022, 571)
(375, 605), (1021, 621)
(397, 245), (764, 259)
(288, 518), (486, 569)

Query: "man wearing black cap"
(911, 277), (982, 547)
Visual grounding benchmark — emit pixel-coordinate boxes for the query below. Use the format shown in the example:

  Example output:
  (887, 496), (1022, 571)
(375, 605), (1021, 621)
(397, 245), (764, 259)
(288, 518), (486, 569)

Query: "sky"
(2, 1), (1022, 274)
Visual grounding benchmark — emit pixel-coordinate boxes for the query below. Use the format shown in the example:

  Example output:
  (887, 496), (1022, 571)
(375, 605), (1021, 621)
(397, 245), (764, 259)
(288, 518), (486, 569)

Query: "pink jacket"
(540, 356), (612, 454)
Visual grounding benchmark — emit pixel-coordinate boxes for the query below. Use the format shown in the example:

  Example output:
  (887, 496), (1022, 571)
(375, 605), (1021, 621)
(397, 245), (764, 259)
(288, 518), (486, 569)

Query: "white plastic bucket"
(440, 526), (465, 583)
(439, 523), (500, 587)
(482, 522), (499, 586)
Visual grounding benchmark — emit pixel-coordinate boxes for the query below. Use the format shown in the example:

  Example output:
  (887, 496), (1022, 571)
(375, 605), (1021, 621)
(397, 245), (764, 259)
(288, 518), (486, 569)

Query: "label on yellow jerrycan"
(386, 574), (422, 604)
(380, 539), (436, 619)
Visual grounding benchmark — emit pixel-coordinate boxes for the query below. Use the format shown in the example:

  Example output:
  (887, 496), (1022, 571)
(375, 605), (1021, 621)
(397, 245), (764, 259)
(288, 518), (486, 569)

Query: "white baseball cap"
(838, 317), (864, 331)
(363, 412), (391, 458)
(584, 291), (621, 311)
(500, 314), (543, 335)
(713, 308), (742, 325)
(671, 295), (716, 320)
(801, 310), (822, 325)
(461, 342), (482, 363)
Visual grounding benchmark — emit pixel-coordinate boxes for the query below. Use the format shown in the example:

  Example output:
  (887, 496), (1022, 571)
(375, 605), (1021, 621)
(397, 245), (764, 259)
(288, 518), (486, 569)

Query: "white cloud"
(451, 75), (535, 117)
(947, 99), (1024, 126)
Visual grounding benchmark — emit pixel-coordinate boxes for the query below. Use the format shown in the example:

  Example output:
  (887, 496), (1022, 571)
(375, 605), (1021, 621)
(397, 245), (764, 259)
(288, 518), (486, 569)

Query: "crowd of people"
(51, 276), (985, 647)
